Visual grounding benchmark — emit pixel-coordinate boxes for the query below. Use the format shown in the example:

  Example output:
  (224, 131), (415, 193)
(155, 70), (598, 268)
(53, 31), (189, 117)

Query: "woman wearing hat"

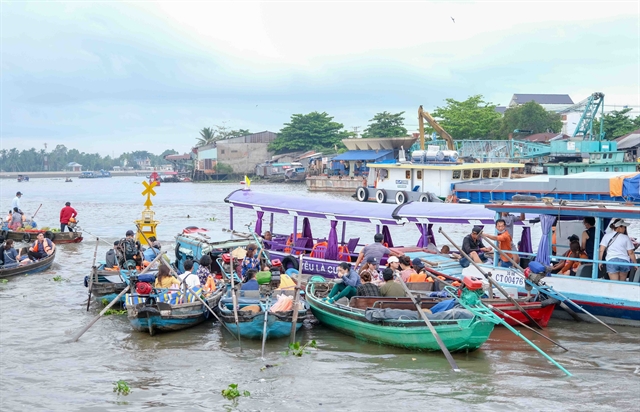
(598, 219), (637, 282)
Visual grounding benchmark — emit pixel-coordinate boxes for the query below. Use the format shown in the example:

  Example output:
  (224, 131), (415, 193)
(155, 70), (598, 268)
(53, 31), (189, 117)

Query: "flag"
(244, 175), (251, 188)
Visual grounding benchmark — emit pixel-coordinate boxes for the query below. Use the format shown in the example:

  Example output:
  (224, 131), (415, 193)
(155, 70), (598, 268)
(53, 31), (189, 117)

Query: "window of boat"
(614, 167), (620, 172)
(462, 170), (471, 179)
(417, 170), (422, 179)
(501, 168), (509, 178)
(406, 170), (411, 179)
(482, 169), (490, 178)
(472, 169), (480, 179)
(491, 169), (499, 178)
(452, 170), (461, 179)
(380, 169), (388, 179)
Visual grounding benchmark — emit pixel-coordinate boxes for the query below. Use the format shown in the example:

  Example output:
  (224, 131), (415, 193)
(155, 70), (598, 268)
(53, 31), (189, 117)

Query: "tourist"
(242, 243), (261, 281)
(142, 237), (161, 263)
(459, 226), (492, 267)
(598, 219), (637, 282)
(408, 258), (428, 282)
(482, 219), (514, 268)
(262, 231), (273, 250)
(581, 217), (603, 260)
(17, 247), (32, 265)
(557, 241), (587, 276)
(440, 245), (461, 260)
(120, 230), (142, 267)
(59, 202), (77, 232)
(551, 235), (580, 273)
(3, 239), (19, 266)
(242, 269), (259, 290)
(379, 268), (405, 297)
(196, 255), (213, 285)
(154, 264), (180, 289)
(12, 192), (22, 213)
(354, 233), (400, 270)
(28, 232), (55, 261)
(399, 255), (416, 282)
(9, 207), (23, 230)
(386, 255), (401, 276)
(500, 212), (524, 240)
(324, 262), (361, 304)
(178, 259), (201, 290)
(359, 256), (382, 284)
(105, 241), (119, 269)
(357, 271), (381, 296)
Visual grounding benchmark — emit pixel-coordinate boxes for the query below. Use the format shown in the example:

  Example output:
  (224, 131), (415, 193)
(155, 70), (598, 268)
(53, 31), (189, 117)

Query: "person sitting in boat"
(408, 258), (428, 282)
(241, 243), (261, 281)
(154, 264), (180, 289)
(196, 255), (213, 285)
(241, 269), (259, 291)
(359, 257), (382, 285)
(27, 232), (55, 261)
(439, 245), (461, 260)
(356, 271), (380, 297)
(324, 262), (361, 304)
(105, 240), (119, 269)
(482, 219), (514, 268)
(379, 268), (405, 297)
(142, 237), (161, 263)
(386, 255), (401, 277)
(178, 259), (201, 290)
(556, 241), (588, 276)
(354, 233), (400, 270)
(459, 226), (492, 267)
(59, 201), (77, 232)
(582, 217), (603, 260)
(3, 239), (19, 267)
(598, 219), (637, 282)
(9, 207), (24, 230)
(551, 235), (580, 273)
(262, 231), (273, 250)
(120, 230), (142, 268)
(399, 255), (416, 282)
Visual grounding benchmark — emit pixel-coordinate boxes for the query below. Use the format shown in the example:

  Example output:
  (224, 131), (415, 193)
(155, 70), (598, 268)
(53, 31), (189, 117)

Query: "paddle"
(261, 293), (272, 359)
(487, 304), (569, 351)
(229, 258), (243, 349)
(480, 234), (617, 334)
(72, 252), (164, 342)
(438, 227), (544, 330)
(395, 273), (461, 372)
(86, 238), (100, 311)
(31, 204), (42, 220)
(289, 255), (303, 344)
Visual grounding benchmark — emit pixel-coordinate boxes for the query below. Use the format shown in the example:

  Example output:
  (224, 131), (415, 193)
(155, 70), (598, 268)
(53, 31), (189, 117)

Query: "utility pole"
(352, 126), (360, 138)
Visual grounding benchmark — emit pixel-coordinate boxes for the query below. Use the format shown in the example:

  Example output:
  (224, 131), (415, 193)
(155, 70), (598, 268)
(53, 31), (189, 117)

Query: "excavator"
(418, 105), (455, 151)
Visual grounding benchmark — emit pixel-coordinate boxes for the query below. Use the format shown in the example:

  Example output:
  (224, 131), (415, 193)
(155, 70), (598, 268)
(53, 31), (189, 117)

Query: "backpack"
(118, 238), (139, 260)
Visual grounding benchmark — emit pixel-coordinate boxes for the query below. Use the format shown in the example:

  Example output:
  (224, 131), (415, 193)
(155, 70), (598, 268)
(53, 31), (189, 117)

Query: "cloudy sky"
(2, 1), (638, 156)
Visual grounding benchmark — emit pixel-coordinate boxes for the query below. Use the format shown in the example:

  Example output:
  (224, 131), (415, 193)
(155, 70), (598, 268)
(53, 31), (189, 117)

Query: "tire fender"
(356, 187), (369, 202)
(44, 231), (54, 240)
(281, 255), (299, 271)
(395, 191), (408, 205)
(419, 194), (430, 202)
(22, 233), (31, 243)
(375, 189), (387, 204)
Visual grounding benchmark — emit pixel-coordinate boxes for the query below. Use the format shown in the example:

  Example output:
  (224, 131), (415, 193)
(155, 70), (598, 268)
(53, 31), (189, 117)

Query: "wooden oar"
(395, 273), (461, 372)
(261, 293), (271, 359)
(31, 204), (42, 220)
(487, 304), (569, 351)
(72, 252), (164, 342)
(438, 227), (544, 330)
(289, 255), (303, 344)
(229, 260), (243, 349)
(480, 234), (617, 334)
(86, 238), (100, 311)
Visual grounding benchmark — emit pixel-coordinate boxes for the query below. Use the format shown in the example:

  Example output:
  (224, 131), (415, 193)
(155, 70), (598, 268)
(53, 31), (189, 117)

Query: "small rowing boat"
(0, 250), (56, 279)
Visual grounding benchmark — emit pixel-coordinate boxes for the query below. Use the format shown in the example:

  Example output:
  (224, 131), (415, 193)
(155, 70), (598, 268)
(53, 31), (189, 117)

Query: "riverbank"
(0, 171), (141, 179)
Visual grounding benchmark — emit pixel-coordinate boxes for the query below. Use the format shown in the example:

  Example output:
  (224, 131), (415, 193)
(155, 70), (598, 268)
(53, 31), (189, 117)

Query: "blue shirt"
(143, 247), (159, 262)
(242, 279), (259, 290)
(3, 248), (18, 264)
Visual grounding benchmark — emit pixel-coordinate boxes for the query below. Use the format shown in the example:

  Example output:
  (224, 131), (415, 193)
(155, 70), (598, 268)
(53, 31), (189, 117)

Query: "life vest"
(284, 233), (302, 254)
(338, 245), (350, 262)
(33, 239), (53, 254)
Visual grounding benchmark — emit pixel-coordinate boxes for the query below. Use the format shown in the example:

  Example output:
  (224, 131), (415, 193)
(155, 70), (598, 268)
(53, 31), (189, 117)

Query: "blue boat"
(217, 291), (309, 340)
(126, 286), (225, 335)
(79, 169), (112, 178)
(0, 250), (56, 279)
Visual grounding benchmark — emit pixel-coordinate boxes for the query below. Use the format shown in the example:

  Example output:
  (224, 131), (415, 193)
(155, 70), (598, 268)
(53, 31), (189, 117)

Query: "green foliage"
(215, 163), (234, 174)
(113, 380), (131, 396)
(0, 279), (8, 284)
(362, 111), (408, 138)
(104, 309), (127, 316)
(208, 216), (217, 222)
(221, 384), (250, 400)
(52, 275), (67, 282)
(196, 125), (251, 147)
(592, 108), (639, 140)
(101, 298), (109, 306)
(269, 112), (351, 153)
(428, 95), (503, 140)
(284, 340), (317, 357)
(499, 101), (562, 138)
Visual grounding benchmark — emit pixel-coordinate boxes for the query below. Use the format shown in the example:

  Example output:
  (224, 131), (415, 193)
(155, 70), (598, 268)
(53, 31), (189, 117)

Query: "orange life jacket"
(338, 245), (350, 262)
(310, 241), (328, 257)
(33, 239), (53, 254)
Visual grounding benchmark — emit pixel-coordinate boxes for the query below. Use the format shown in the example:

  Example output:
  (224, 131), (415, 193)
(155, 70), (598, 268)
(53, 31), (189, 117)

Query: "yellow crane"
(418, 105), (455, 151)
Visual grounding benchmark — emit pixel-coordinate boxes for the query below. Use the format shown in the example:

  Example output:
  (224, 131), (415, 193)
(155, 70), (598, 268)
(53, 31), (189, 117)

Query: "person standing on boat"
(459, 226), (492, 267)
(582, 217), (603, 260)
(354, 233), (400, 270)
(598, 219), (637, 282)
(11, 192), (22, 213)
(499, 212), (523, 264)
(142, 237), (161, 263)
(483, 219), (514, 268)
(27, 232), (55, 261)
(324, 262), (361, 304)
(59, 202), (77, 232)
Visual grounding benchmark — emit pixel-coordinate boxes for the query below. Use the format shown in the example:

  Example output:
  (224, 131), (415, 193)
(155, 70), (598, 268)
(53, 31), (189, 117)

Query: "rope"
(75, 226), (118, 247)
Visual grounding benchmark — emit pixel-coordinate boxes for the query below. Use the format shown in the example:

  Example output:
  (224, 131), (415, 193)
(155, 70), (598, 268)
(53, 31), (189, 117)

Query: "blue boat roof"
(486, 202), (640, 220)
(332, 150), (393, 161)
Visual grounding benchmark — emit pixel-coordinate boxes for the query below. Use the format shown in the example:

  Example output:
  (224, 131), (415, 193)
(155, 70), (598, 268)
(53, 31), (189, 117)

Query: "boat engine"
(67, 217), (78, 231)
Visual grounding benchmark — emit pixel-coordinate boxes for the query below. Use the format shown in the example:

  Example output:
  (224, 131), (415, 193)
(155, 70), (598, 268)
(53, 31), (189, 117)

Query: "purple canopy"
(519, 226), (533, 253)
(326, 220), (339, 260)
(302, 217), (314, 250)
(416, 224), (435, 247)
(382, 225), (394, 248)
(255, 211), (264, 235)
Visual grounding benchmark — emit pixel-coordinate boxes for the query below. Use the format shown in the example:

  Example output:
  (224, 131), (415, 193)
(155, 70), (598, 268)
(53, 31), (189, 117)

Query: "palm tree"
(196, 127), (216, 147)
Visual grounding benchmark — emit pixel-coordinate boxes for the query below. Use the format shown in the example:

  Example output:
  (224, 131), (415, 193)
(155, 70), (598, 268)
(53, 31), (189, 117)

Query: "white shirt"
(12, 196), (20, 210)
(600, 232), (634, 262)
(178, 271), (200, 289)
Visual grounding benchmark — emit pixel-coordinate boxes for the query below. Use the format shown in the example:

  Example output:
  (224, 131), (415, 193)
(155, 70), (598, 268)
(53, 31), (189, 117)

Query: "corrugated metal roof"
(616, 129), (640, 149)
(511, 94), (574, 105)
(332, 150), (393, 161)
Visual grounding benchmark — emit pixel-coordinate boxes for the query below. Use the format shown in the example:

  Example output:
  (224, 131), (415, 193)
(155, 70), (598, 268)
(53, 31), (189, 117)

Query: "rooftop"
(510, 94), (574, 106)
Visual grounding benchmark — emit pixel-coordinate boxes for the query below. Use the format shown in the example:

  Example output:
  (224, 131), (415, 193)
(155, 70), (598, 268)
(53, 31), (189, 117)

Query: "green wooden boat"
(306, 282), (495, 352)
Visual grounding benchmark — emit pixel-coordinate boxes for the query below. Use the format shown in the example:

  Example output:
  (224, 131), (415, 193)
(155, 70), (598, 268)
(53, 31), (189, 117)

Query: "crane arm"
(418, 106), (455, 150)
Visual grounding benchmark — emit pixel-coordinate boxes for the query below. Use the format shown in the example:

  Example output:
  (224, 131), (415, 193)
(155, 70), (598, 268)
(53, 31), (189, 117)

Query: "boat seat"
(310, 245), (327, 259)
(346, 238), (360, 255)
(575, 264), (593, 278)
(292, 237), (310, 255)
(406, 282), (434, 292)
(629, 267), (639, 283)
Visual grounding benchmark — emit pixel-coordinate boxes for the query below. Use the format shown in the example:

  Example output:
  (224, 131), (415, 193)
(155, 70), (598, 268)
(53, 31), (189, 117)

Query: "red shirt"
(60, 206), (77, 224)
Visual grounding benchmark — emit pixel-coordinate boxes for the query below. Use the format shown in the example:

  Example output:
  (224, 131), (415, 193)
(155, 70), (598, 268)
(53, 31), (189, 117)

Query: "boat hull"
(0, 250), (56, 278)
(5, 229), (83, 244)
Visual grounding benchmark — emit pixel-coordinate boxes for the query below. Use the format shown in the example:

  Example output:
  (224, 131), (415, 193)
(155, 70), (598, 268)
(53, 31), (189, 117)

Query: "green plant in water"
(104, 309), (127, 316)
(284, 340), (317, 357)
(101, 298), (109, 306)
(0, 279), (8, 284)
(208, 216), (217, 222)
(52, 275), (66, 282)
(221, 383), (250, 400)
(113, 380), (131, 396)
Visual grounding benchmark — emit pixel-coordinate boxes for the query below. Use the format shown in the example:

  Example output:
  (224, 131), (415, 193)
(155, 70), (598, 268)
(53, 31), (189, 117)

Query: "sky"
(1, 0), (639, 157)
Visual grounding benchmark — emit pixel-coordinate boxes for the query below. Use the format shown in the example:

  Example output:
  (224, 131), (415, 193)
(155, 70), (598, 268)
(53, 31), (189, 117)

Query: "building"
(216, 131), (278, 174)
(66, 162), (82, 172)
(616, 129), (640, 162)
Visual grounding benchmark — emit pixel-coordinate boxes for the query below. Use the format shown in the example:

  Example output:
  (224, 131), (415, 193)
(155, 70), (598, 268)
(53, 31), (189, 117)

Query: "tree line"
(0, 145), (179, 173)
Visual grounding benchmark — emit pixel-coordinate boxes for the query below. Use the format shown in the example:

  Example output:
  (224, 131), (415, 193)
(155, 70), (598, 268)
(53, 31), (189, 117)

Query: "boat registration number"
(492, 271), (525, 287)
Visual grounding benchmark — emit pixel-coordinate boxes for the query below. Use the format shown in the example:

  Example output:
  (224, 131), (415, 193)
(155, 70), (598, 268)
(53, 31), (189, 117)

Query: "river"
(0, 177), (638, 411)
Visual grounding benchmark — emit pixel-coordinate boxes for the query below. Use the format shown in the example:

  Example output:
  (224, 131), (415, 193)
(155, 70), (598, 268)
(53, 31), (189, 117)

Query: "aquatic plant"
(284, 340), (317, 357)
(221, 383), (250, 400)
(101, 298), (109, 306)
(52, 275), (68, 282)
(0, 279), (8, 284)
(208, 216), (217, 222)
(104, 309), (127, 316)
(260, 364), (279, 371)
(113, 380), (131, 396)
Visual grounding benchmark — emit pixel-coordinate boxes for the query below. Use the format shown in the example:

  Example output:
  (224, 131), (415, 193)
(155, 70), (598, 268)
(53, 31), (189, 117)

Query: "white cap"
(387, 256), (399, 263)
